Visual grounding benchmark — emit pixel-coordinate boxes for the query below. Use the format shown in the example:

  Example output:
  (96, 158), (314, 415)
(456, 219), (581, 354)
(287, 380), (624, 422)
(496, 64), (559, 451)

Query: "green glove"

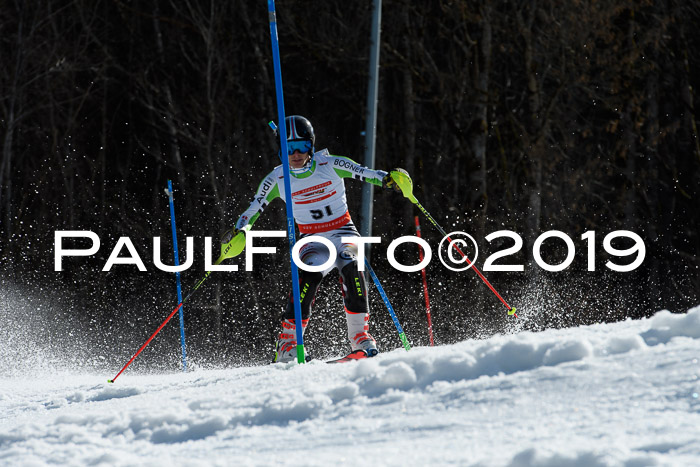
(382, 170), (403, 193)
(220, 227), (240, 245)
(383, 168), (416, 203)
(219, 226), (248, 260)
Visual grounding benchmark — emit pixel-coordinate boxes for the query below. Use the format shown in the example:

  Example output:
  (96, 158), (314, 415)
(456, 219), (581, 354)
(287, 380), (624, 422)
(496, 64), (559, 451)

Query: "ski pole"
(414, 216), (435, 345)
(108, 230), (247, 383)
(390, 171), (517, 318)
(364, 258), (411, 351)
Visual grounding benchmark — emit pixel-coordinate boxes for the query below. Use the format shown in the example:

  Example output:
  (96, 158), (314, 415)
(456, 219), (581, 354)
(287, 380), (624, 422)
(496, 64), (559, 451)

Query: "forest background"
(2, 0), (699, 367)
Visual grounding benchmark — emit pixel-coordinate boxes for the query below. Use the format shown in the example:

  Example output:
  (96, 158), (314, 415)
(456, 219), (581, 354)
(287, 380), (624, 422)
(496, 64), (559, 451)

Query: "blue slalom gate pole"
(364, 258), (411, 351)
(167, 180), (187, 371)
(268, 0), (305, 363)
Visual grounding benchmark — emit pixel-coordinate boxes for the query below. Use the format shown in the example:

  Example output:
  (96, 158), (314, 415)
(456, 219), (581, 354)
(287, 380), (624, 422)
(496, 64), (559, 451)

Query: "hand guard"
(382, 168), (410, 193)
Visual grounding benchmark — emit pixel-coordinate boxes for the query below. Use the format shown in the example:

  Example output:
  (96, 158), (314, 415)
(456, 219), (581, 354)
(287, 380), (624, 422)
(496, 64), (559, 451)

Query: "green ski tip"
(508, 307), (517, 316)
(107, 379), (114, 383)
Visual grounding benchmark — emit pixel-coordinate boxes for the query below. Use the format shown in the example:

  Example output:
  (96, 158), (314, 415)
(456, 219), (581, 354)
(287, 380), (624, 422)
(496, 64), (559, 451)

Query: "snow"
(2, 307), (700, 466)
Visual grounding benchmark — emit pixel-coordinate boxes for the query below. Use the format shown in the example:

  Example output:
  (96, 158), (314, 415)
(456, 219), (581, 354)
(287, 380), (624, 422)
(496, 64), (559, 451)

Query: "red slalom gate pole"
(415, 216), (435, 346)
(107, 302), (183, 383)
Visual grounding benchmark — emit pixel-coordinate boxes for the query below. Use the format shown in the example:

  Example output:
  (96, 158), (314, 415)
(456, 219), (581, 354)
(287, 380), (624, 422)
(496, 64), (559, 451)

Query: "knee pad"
(283, 270), (323, 320)
(339, 261), (369, 315)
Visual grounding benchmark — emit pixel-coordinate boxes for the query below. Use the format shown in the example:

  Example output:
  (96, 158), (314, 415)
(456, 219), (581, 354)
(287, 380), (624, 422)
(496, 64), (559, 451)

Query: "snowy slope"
(1, 307), (700, 466)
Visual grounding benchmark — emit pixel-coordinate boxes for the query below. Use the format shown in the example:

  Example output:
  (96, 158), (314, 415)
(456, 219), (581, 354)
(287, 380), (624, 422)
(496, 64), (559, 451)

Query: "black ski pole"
(108, 230), (248, 382)
(390, 170), (517, 317)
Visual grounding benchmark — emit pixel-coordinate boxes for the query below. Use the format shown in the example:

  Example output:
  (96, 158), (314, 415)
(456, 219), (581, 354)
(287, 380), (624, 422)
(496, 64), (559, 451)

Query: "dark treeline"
(2, 0), (699, 366)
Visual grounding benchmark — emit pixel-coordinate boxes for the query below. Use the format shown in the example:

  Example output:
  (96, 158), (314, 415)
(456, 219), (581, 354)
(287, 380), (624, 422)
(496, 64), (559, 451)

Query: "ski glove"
(382, 168), (410, 193)
(220, 227), (240, 245)
(219, 226), (249, 260)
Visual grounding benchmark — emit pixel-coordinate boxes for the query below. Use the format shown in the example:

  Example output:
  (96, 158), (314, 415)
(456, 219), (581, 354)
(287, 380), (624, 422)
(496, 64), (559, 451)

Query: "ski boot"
(272, 318), (309, 363)
(352, 332), (379, 357)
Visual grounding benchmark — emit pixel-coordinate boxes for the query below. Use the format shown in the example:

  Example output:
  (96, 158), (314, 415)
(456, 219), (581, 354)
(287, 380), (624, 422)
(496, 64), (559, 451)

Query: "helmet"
(269, 116), (316, 172)
(270, 115), (315, 156)
(286, 115), (314, 142)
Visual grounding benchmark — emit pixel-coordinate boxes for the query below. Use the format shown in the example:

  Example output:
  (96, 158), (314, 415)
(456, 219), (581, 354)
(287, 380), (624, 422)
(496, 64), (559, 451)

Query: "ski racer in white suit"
(222, 115), (411, 363)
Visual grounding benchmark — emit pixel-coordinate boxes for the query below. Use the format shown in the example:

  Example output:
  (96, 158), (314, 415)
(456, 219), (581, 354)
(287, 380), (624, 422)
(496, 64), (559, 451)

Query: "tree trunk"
(153, 1), (189, 215)
(518, 2), (543, 256)
(400, 7), (416, 231)
(469, 3), (492, 225)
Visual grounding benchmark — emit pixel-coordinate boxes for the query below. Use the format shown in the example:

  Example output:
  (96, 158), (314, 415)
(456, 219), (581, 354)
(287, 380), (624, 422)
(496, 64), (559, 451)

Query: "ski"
(326, 349), (372, 364)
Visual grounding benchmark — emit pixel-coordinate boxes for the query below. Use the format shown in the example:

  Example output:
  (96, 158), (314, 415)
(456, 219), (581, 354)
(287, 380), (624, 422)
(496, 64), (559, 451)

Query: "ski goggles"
(286, 139), (313, 155)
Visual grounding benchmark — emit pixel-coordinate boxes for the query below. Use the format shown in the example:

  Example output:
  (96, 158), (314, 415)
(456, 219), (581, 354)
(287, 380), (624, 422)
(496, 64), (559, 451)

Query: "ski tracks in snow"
(1, 306), (699, 466)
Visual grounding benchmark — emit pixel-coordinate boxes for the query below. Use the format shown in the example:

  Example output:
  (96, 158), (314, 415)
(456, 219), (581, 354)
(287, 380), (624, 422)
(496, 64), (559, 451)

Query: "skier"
(221, 115), (412, 362)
